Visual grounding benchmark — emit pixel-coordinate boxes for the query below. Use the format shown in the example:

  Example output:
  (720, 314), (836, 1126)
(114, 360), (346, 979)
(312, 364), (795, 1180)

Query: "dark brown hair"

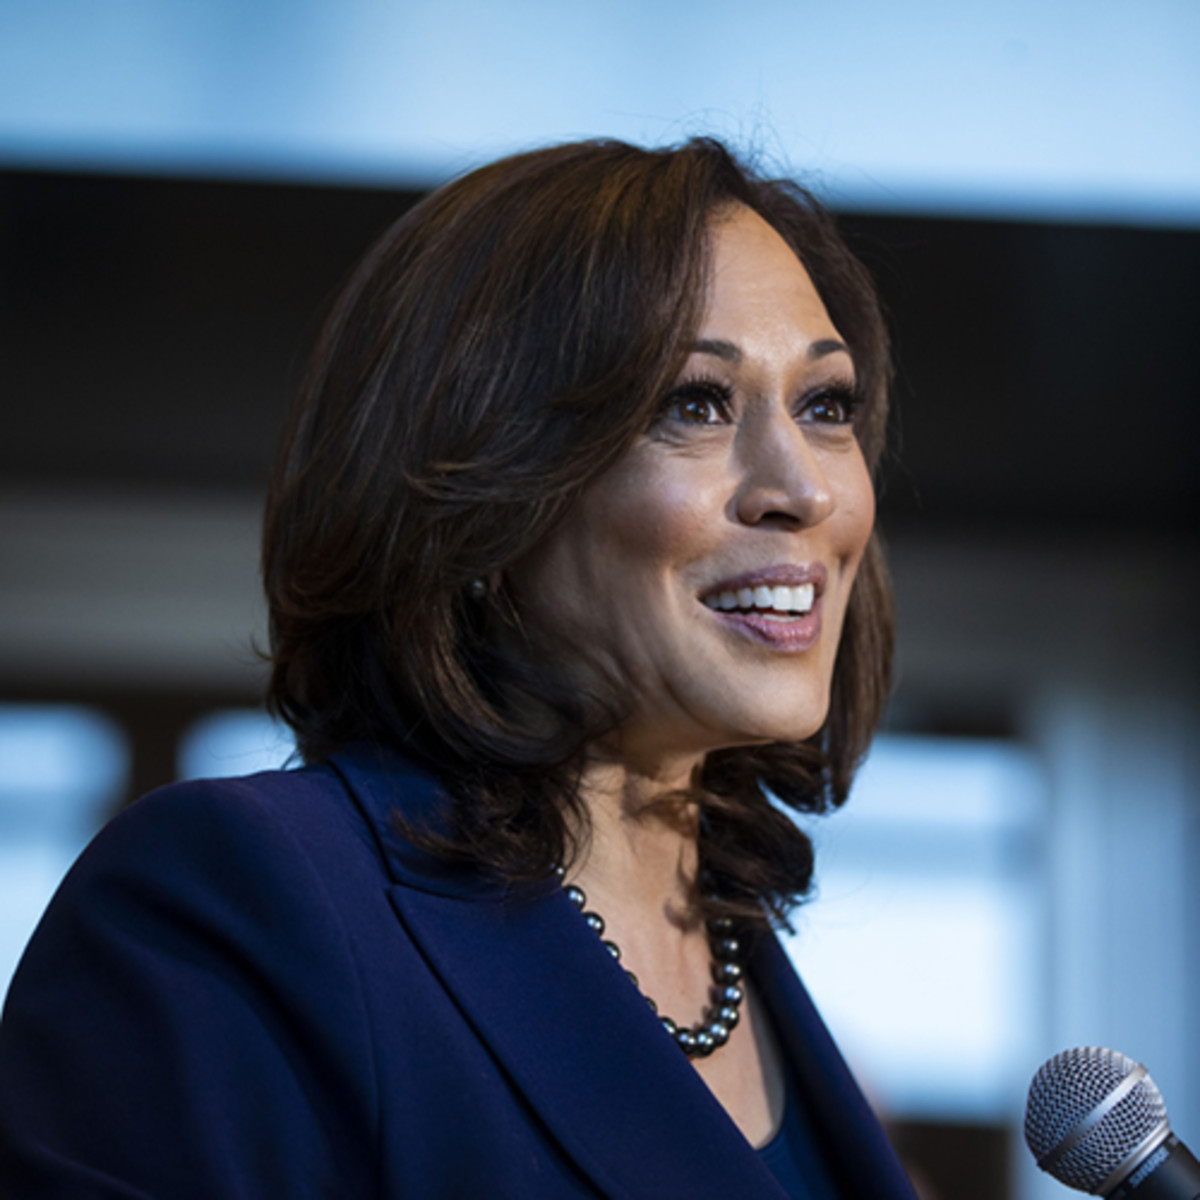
(263, 137), (894, 924)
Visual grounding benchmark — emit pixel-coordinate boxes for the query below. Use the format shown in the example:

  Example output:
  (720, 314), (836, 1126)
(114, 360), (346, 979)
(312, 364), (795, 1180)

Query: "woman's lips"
(698, 564), (827, 652)
(703, 597), (823, 652)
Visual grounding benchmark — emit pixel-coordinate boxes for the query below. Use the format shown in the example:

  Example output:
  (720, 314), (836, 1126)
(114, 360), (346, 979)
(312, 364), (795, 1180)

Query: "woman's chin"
(725, 691), (831, 746)
(694, 708), (830, 757)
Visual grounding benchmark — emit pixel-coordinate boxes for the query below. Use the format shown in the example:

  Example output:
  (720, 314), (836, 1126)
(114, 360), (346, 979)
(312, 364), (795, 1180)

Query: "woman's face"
(508, 204), (876, 776)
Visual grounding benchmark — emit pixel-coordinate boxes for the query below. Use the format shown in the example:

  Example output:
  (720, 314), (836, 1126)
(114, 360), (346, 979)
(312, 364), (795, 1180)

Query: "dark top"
(758, 1060), (844, 1199)
(0, 743), (918, 1198)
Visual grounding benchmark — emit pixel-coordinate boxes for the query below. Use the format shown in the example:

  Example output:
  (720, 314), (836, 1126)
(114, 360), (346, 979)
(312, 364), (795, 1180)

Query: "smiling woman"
(509, 208), (877, 769)
(0, 139), (913, 1199)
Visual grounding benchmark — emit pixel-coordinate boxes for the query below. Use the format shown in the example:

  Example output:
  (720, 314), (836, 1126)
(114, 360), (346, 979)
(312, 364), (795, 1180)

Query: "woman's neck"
(566, 754), (705, 932)
(564, 754), (786, 1150)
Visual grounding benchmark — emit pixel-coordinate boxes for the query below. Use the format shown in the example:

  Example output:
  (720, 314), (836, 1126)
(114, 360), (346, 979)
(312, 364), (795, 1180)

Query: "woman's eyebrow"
(692, 337), (741, 362)
(691, 336), (851, 361)
(808, 337), (851, 360)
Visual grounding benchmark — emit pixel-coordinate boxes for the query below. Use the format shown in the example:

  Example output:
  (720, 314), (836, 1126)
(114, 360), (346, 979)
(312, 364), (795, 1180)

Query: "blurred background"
(1, 3), (1197, 1197)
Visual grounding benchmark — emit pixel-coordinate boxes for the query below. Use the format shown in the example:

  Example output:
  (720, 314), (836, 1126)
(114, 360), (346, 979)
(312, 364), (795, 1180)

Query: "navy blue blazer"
(0, 744), (917, 1198)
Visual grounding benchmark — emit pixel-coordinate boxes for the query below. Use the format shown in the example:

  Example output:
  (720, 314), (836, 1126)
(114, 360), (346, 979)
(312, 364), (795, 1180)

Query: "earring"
(468, 578), (488, 600)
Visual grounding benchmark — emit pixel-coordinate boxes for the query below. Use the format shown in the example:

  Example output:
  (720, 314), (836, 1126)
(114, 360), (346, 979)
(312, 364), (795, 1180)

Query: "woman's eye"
(800, 385), (859, 425)
(660, 382), (731, 426)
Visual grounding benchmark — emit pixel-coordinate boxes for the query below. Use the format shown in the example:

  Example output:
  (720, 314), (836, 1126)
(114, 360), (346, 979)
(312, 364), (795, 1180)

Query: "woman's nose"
(733, 410), (834, 528)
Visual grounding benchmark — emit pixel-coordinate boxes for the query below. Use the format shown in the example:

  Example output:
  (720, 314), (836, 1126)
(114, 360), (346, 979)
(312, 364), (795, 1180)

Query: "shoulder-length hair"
(263, 137), (893, 925)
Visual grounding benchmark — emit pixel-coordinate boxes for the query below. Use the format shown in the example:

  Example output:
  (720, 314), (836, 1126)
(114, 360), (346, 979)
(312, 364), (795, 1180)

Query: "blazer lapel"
(753, 934), (920, 1200)
(389, 880), (794, 1198)
(331, 746), (788, 1198)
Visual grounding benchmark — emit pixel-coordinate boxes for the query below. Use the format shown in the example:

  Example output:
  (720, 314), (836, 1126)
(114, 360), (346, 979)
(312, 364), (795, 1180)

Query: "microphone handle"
(1107, 1135), (1200, 1200)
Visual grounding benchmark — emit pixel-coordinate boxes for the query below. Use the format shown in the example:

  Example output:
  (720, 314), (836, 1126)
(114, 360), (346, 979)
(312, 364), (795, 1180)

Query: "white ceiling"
(2, 0), (1199, 225)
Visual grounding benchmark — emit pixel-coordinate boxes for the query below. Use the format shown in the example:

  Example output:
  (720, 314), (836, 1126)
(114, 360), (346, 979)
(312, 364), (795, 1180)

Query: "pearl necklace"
(562, 878), (745, 1057)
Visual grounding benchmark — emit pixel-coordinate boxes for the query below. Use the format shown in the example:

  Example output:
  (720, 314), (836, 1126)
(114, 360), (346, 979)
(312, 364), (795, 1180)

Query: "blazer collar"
(330, 745), (915, 1198)
(330, 745), (791, 1196)
(328, 742), (506, 898)
(754, 936), (920, 1200)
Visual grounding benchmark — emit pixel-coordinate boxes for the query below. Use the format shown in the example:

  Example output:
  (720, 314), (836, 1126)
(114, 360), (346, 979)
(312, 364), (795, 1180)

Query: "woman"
(0, 138), (914, 1198)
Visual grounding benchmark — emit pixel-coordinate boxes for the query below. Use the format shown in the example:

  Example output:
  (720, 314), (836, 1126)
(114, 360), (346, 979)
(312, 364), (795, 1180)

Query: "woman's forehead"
(695, 207), (845, 356)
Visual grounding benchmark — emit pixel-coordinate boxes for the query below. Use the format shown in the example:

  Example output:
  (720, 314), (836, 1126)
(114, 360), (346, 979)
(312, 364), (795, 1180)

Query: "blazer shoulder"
(0, 765), (388, 1198)
(80, 761), (381, 887)
(15, 762), (392, 1008)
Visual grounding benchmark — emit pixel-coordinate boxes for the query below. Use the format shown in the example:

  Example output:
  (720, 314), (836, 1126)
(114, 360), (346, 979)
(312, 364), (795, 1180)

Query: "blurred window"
(0, 704), (128, 1000)
(177, 708), (296, 781)
(783, 733), (1045, 1122)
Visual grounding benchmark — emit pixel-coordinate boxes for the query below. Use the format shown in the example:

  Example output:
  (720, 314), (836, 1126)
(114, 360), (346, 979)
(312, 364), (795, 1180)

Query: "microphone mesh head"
(1025, 1047), (1168, 1193)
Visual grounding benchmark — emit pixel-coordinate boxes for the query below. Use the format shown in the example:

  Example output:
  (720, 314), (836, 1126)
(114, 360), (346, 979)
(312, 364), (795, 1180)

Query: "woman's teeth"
(702, 583), (815, 616)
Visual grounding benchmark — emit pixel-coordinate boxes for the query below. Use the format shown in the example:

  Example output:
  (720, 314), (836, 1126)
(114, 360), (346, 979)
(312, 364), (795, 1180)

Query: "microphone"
(1025, 1047), (1200, 1198)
